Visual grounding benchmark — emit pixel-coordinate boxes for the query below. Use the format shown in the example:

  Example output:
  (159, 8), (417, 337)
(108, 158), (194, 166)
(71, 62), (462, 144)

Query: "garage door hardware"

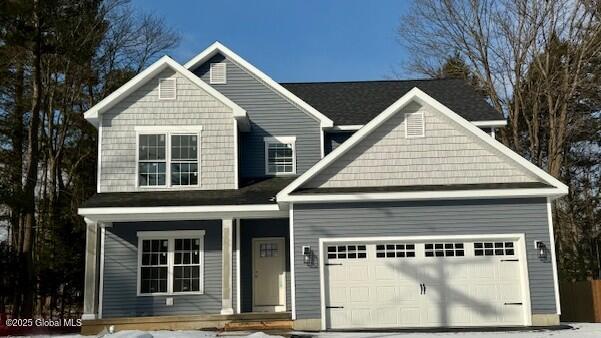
(501, 259), (519, 262)
(420, 283), (427, 294)
(326, 306), (344, 309)
(504, 302), (523, 305)
(325, 263), (343, 266)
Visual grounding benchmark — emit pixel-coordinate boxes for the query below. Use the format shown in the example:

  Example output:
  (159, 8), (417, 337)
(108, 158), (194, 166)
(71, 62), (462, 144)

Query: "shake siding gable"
(193, 54), (322, 177)
(305, 102), (540, 188)
(100, 68), (236, 192)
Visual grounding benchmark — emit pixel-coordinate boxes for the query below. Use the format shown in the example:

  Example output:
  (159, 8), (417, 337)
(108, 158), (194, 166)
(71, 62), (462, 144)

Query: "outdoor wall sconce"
(534, 240), (547, 259)
(302, 245), (313, 265)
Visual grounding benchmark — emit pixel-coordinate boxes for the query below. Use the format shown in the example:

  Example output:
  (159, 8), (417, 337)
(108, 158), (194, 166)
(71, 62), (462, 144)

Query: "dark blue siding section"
(324, 131), (354, 155)
(292, 198), (556, 320)
(194, 54), (322, 178)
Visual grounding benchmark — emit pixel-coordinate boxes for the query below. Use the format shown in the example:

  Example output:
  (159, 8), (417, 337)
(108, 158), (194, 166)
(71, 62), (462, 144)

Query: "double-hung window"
(138, 230), (204, 295)
(264, 136), (296, 175)
(136, 127), (201, 188)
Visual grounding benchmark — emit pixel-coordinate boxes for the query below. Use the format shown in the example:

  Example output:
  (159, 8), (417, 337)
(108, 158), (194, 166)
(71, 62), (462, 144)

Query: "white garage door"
(323, 237), (528, 329)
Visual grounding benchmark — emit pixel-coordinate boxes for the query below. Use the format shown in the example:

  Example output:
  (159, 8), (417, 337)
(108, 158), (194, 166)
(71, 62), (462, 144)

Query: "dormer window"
(264, 137), (296, 175)
(158, 78), (176, 100)
(405, 112), (425, 138)
(210, 63), (227, 84)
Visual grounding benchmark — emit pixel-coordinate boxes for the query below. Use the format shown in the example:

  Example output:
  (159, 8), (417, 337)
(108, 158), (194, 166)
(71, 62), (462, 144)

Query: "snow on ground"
(18, 323), (601, 338)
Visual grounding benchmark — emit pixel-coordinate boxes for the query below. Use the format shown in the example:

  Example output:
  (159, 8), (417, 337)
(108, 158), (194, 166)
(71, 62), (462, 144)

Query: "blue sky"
(132, 0), (413, 82)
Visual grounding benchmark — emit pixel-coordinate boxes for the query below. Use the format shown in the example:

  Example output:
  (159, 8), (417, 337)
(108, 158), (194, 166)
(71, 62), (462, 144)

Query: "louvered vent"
(210, 63), (227, 84)
(158, 78), (176, 100)
(405, 112), (425, 138)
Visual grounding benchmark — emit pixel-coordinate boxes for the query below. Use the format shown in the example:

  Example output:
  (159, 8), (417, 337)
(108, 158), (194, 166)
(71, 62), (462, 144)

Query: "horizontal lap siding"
(100, 68), (235, 192)
(194, 54), (321, 177)
(306, 102), (538, 188)
(292, 198), (555, 320)
(102, 221), (222, 317)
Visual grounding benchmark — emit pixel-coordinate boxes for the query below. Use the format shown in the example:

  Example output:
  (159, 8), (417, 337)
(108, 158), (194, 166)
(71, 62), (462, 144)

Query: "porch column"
(221, 218), (234, 315)
(82, 218), (99, 320)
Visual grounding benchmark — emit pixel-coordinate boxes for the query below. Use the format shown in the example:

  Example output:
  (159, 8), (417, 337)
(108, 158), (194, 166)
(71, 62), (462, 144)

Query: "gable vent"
(210, 63), (227, 84)
(405, 112), (425, 138)
(158, 78), (176, 100)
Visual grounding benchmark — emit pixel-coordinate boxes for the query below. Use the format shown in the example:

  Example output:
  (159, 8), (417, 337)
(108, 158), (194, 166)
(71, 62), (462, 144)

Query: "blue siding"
(292, 198), (556, 320)
(193, 54), (322, 177)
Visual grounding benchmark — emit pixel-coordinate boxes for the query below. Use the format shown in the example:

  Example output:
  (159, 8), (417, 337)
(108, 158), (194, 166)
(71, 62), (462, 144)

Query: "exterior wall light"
(534, 240), (547, 259)
(302, 245), (312, 265)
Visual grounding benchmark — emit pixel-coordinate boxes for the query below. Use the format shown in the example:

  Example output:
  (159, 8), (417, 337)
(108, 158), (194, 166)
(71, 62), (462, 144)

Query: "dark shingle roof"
(281, 79), (502, 125)
(82, 177), (296, 208)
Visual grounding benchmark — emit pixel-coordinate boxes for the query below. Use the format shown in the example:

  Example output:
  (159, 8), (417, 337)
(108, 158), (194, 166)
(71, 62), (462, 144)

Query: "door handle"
(423, 284), (426, 294)
(420, 283), (424, 294)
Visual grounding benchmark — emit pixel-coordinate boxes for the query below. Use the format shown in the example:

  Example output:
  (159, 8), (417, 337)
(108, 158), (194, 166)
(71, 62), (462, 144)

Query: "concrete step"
(223, 319), (293, 331)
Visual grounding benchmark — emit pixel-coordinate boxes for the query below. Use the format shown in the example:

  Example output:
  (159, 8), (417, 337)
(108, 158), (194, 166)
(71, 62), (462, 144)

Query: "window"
(264, 137), (296, 175)
(138, 231), (204, 295)
(474, 241), (515, 256)
(210, 63), (227, 84)
(158, 78), (176, 100)
(260, 243), (279, 257)
(376, 243), (416, 258)
(425, 243), (465, 257)
(405, 112), (425, 138)
(136, 127), (201, 188)
(327, 245), (367, 259)
(138, 134), (166, 187)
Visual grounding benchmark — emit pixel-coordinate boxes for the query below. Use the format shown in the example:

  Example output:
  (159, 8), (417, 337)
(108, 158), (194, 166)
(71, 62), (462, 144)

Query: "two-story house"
(78, 42), (568, 333)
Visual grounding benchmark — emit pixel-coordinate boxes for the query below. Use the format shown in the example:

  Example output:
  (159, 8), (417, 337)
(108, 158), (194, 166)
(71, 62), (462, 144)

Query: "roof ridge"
(280, 78), (464, 85)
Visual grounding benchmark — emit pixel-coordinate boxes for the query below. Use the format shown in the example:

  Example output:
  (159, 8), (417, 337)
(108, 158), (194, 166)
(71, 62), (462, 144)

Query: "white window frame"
(158, 78), (177, 100)
(209, 63), (227, 84)
(135, 126), (202, 190)
(405, 111), (425, 138)
(137, 230), (205, 296)
(264, 136), (297, 176)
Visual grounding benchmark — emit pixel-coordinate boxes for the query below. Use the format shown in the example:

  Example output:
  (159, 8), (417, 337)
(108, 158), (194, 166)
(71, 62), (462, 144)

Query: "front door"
(252, 237), (286, 312)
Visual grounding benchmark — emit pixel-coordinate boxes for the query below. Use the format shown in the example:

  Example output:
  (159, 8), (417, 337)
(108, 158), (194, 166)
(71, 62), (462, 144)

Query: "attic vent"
(405, 112), (425, 138)
(210, 63), (227, 84)
(158, 78), (176, 100)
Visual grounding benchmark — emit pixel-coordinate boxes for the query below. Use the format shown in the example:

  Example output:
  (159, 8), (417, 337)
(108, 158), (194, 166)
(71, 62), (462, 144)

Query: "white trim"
(404, 111), (425, 138)
(184, 41), (333, 128)
(472, 120), (507, 127)
(96, 124), (102, 193)
(83, 55), (249, 131)
(547, 198), (561, 315)
(134, 125), (203, 132)
(80, 204), (282, 215)
(326, 125), (363, 132)
(233, 119), (239, 189)
(235, 219), (241, 314)
(98, 226), (106, 319)
(289, 203), (296, 320)
(277, 88), (568, 202)
(281, 188), (566, 203)
(209, 62), (227, 84)
(264, 136), (297, 176)
(318, 233), (532, 330)
(136, 230), (205, 296)
(158, 77), (177, 100)
(320, 128), (325, 158)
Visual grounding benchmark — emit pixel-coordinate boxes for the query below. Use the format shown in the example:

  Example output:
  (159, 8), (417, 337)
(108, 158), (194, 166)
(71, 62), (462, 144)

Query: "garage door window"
(474, 241), (515, 256)
(425, 243), (464, 257)
(327, 245), (367, 259)
(376, 244), (416, 258)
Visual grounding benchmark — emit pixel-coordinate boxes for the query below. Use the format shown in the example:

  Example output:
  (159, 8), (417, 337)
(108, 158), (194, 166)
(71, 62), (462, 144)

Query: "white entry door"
(252, 237), (286, 312)
(323, 237), (528, 329)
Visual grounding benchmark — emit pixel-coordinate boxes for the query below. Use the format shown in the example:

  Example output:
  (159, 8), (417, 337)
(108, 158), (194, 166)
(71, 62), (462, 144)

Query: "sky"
(131, 0), (413, 83)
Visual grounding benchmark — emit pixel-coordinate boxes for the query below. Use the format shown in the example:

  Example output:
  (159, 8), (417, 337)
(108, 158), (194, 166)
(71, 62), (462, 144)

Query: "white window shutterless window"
(264, 136), (296, 175)
(137, 230), (205, 296)
(136, 126), (201, 188)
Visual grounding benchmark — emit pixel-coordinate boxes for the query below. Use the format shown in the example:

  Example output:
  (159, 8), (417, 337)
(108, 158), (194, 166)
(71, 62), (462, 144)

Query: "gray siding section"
(100, 67), (235, 192)
(102, 221), (222, 317)
(324, 132), (354, 155)
(306, 102), (538, 188)
(194, 54), (322, 177)
(239, 219), (291, 312)
(292, 198), (555, 320)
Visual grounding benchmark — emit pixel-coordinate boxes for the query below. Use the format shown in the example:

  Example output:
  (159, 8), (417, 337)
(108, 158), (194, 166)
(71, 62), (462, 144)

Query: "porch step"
(224, 319), (293, 331)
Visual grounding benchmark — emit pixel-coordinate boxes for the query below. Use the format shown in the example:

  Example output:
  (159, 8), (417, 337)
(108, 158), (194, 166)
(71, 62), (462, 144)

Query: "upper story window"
(264, 136), (296, 175)
(136, 126), (201, 188)
(158, 78), (176, 100)
(405, 112), (425, 138)
(210, 63), (227, 84)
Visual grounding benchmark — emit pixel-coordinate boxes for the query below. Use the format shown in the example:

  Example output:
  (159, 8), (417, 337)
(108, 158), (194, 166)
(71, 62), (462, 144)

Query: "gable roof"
(184, 41), (334, 128)
(281, 79), (505, 127)
(277, 88), (568, 203)
(83, 55), (249, 130)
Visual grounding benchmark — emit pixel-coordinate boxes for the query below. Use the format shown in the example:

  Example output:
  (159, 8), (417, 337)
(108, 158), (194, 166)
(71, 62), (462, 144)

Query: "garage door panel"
(349, 287), (369, 302)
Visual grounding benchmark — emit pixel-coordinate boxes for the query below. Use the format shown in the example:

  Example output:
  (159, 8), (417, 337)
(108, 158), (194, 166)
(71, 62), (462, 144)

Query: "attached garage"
(320, 235), (531, 329)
